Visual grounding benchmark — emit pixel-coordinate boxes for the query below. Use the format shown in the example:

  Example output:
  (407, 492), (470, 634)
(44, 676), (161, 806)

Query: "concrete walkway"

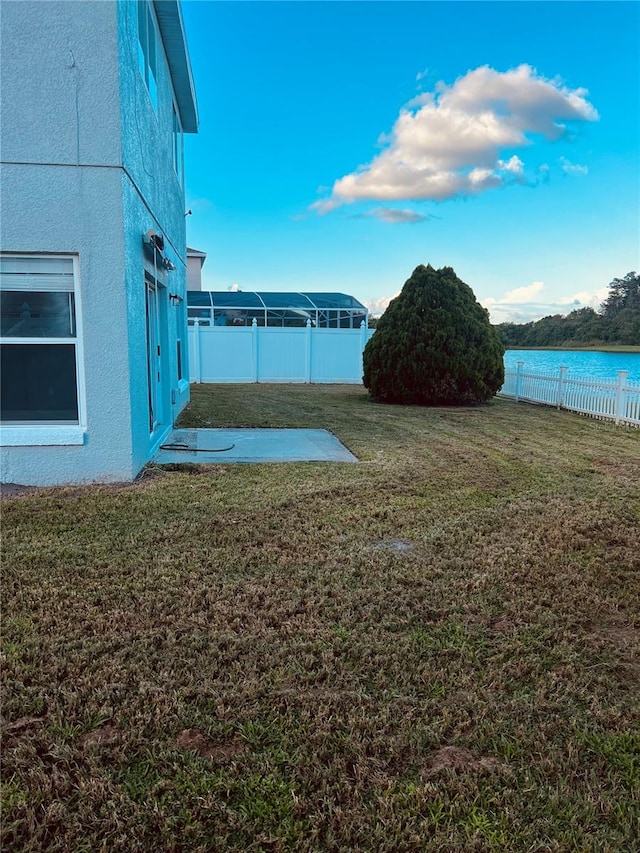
(153, 428), (358, 465)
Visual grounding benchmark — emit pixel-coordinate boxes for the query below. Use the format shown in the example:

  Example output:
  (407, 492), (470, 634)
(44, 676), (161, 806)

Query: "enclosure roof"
(187, 291), (367, 311)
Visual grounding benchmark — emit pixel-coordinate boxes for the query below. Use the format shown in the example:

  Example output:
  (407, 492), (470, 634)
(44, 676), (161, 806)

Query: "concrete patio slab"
(153, 428), (358, 465)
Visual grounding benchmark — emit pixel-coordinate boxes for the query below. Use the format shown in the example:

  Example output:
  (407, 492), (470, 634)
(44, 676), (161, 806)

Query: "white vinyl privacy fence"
(498, 362), (640, 426)
(188, 319), (376, 384)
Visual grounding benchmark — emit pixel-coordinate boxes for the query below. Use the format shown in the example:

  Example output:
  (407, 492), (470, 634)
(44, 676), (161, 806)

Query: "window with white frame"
(0, 255), (81, 424)
(172, 103), (184, 186)
(137, 0), (158, 110)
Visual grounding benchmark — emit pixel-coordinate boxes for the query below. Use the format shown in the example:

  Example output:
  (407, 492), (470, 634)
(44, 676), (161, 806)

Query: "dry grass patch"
(424, 746), (502, 778)
(2, 385), (639, 851)
(175, 728), (246, 762)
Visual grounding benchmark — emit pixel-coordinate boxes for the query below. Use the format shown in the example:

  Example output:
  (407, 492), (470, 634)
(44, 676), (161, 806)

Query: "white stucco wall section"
(1, 0), (122, 167)
(0, 162), (135, 485)
(1, 0), (192, 486)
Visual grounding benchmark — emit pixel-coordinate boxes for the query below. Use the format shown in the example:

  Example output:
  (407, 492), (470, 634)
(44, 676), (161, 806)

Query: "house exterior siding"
(187, 249), (206, 291)
(0, 0), (197, 485)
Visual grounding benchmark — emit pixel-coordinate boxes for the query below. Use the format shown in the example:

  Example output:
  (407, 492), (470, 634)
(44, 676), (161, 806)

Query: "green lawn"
(2, 385), (639, 852)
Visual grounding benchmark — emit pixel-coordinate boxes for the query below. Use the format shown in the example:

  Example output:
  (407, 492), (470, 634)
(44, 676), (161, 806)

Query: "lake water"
(504, 349), (640, 382)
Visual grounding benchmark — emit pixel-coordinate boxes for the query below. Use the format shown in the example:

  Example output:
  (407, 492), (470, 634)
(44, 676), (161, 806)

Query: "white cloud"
(365, 281), (610, 323)
(560, 156), (589, 176)
(312, 64), (598, 213)
(559, 286), (609, 308)
(498, 155), (524, 175)
(483, 281), (545, 307)
(363, 292), (400, 316)
(354, 207), (435, 224)
(481, 281), (608, 323)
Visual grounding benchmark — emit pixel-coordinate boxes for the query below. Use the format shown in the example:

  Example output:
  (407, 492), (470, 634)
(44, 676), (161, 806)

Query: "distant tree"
(521, 314), (565, 346)
(495, 271), (640, 348)
(600, 272), (640, 318)
(611, 308), (640, 345)
(494, 322), (525, 348)
(363, 265), (504, 405)
(565, 307), (603, 344)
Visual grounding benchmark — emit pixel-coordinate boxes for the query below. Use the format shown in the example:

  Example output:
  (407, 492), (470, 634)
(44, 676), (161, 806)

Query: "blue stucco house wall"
(0, 0), (198, 485)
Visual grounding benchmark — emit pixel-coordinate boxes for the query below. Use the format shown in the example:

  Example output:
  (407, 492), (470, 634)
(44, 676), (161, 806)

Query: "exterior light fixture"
(143, 229), (164, 252)
(142, 230), (175, 271)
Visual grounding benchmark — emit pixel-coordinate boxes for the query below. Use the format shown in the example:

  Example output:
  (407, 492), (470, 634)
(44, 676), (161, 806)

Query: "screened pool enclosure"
(187, 291), (369, 329)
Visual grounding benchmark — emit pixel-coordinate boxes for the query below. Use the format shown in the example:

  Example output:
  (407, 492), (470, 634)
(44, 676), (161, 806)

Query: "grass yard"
(2, 385), (639, 852)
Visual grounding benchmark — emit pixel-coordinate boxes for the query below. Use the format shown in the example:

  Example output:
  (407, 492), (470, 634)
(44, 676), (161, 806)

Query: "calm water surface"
(504, 350), (640, 382)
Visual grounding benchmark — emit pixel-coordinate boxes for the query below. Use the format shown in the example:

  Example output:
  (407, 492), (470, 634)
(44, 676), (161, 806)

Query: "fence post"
(614, 370), (629, 425)
(360, 319), (368, 351)
(360, 320), (368, 381)
(305, 318), (312, 383)
(515, 361), (524, 402)
(557, 366), (567, 410)
(192, 319), (201, 383)
(251, 318), (258, 383)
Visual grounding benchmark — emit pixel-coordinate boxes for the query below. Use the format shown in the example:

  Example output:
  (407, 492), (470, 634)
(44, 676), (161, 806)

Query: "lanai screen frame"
(187, 291), (369, 329)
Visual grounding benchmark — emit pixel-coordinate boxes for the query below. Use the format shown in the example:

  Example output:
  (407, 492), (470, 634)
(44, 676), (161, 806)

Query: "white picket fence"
(188, 319), (376, 384)
(499, 363), (640, 426)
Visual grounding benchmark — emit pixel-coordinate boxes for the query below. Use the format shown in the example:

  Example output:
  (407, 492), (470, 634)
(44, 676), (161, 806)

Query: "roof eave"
(153, 0), (199, 133)
(187, 247), (207, 268)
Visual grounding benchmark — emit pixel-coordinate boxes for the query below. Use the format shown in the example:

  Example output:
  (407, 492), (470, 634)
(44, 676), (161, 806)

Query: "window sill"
(0, 426), (86, 447)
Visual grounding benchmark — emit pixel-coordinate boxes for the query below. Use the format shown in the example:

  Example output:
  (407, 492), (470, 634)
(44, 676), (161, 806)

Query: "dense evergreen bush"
(363, 265), (504, 405)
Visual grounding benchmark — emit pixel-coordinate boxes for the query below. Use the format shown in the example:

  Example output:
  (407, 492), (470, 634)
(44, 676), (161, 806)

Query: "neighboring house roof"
(154, 1), (198, 133)
(187, 247), (207, 267)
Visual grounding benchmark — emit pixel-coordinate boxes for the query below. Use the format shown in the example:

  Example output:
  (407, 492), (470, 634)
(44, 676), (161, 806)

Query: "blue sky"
(181, 1), (639, 322)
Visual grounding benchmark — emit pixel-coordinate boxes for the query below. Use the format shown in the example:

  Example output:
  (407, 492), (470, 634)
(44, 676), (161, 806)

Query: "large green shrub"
(363, 265), (504, 405)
